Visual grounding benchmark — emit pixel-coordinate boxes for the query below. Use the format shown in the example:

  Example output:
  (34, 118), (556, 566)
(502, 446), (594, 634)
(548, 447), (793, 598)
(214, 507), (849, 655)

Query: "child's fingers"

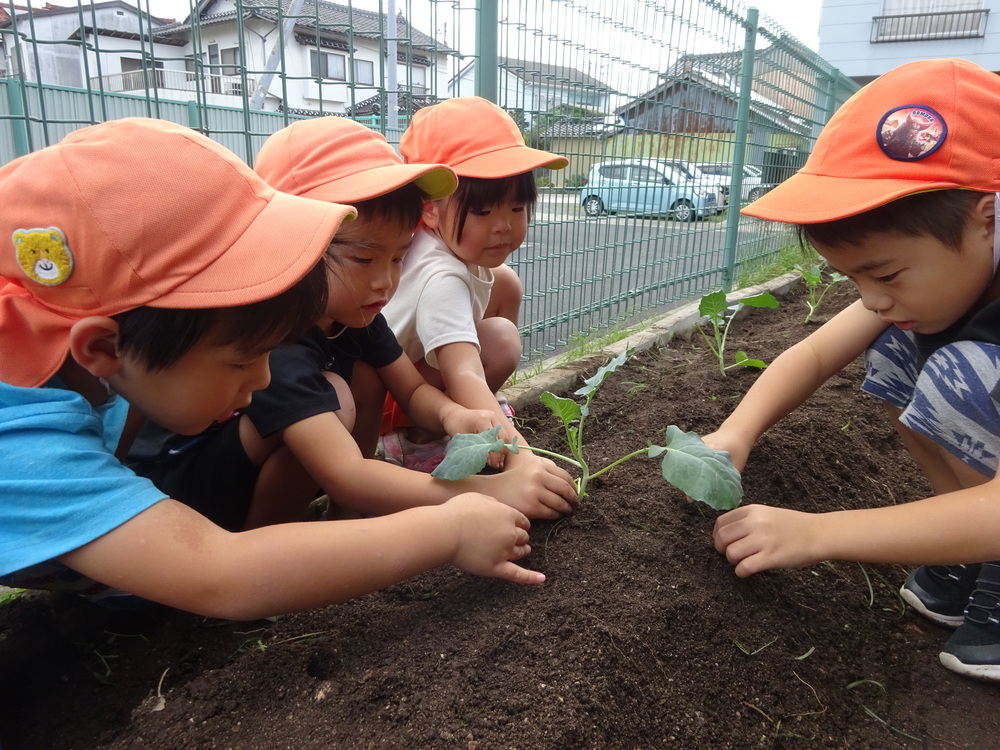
(493, 560), (545, 585)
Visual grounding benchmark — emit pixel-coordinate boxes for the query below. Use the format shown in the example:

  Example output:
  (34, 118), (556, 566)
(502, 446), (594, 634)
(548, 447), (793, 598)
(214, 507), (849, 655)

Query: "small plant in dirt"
(796, 263), (848, 323)
(432, 350), (743, 510)
(695, 290), (779, 376)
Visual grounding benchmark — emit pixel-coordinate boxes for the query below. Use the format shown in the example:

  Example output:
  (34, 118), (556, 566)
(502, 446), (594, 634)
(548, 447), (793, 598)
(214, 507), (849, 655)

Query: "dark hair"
(353, 182), (424, 230)
(112, 258), (330, 371)
(447, 172), (537, 242)
(800, 189), (991, 251)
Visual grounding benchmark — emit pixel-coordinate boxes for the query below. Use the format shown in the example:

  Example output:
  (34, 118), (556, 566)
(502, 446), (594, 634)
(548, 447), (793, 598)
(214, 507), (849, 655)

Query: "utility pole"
(249, 0), (305, 111)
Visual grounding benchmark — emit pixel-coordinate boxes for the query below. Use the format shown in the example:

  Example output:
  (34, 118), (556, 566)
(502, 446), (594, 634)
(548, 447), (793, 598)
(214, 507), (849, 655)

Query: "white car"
(694, 162), (771, 204)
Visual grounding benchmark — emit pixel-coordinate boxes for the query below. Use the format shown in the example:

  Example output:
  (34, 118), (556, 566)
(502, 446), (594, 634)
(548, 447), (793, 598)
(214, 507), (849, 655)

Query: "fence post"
(186, 99), (203, 132)
(474, 0), (498, 102)
(5, 78), (30, 158)
(721, 7), (758, 292)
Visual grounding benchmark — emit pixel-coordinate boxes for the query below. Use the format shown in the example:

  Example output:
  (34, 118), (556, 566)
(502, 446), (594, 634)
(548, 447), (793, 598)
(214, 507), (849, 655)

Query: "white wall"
(818, 0), (1000, 79)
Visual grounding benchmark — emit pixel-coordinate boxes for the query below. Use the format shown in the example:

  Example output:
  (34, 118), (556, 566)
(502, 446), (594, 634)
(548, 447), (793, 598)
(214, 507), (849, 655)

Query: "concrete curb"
(502, 271), (802, 410)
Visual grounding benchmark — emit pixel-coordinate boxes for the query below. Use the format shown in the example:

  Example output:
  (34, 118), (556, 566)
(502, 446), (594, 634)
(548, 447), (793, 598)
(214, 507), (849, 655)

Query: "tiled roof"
(346, 92), (440, 116)
(501, 57), (609, 91)
(156, 0), (452, 54)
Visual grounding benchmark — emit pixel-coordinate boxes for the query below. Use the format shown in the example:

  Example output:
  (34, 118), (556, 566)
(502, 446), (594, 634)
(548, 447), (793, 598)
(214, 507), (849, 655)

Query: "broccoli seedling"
(432, 350), (742, 510)
(795, 264), (848, 324)
(694, 290), (779, 376)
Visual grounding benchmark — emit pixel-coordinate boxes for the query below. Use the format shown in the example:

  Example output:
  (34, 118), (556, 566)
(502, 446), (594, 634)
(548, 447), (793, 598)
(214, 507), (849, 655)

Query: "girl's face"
(423, 196), (528, 268)
(817, 200), (997, 335)
(321, 214), (414, 330)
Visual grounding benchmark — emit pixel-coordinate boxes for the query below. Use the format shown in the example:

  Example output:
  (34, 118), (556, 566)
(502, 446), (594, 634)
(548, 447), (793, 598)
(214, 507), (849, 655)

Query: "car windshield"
(698, 164), (734, 178)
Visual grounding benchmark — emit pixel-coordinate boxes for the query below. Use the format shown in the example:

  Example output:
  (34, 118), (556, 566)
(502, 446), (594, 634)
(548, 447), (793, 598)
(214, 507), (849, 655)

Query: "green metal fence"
(0, 0), (858, 364)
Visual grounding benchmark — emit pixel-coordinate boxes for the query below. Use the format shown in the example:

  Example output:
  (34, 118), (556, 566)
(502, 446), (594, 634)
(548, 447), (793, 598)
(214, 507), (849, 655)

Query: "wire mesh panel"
(0, 0), (857, 365)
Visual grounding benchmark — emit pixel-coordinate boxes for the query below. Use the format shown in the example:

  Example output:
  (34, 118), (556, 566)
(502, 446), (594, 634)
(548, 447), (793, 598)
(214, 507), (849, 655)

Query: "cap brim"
(452, 145), (569, 178)
(156, 192), (356, 307)
(0, 283), (75, 388)
(300, 164), (458, 203)
(742, 172), (966, 224)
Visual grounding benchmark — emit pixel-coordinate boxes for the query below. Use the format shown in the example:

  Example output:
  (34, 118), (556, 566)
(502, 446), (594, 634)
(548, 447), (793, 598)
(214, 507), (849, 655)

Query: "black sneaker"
(940, 562), (1000, 681)
(900, 564), (980, 627)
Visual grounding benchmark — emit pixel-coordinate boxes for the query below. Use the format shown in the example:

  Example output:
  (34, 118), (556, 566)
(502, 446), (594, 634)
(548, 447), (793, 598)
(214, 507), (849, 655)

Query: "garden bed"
(1, 281), (998, 749)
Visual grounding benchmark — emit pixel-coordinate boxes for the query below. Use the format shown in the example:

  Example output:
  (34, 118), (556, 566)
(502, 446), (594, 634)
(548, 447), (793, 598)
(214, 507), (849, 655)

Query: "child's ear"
(421, 199), (442, 229)
(67, 316), (123, 379)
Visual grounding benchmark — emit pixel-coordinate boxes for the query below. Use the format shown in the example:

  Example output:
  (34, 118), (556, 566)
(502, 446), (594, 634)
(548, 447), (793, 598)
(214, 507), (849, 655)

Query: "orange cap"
(399, 96), (568, 177)
(743, 58), (1000, 224)
(254, 117), (458, 202)
(0, 117), (356, 388)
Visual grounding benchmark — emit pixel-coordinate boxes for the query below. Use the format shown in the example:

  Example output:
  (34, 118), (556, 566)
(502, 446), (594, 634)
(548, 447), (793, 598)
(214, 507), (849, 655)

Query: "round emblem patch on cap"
(877, 105), (946, 161)
(12, 227), (74, 286)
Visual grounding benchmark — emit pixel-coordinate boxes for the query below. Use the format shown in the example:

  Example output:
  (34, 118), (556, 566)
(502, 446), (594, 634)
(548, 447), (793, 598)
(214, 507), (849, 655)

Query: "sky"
(136, 0), (823, 54)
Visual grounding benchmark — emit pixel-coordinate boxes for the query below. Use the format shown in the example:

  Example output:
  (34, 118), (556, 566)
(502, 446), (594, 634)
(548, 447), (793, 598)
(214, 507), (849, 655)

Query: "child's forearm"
(816, 482), (1000, 566)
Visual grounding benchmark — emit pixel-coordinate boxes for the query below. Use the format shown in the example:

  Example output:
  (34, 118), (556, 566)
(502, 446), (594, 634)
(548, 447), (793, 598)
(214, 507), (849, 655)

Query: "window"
(632, 166), (666, 184)
(353, 59), (374, 86)
(311, 51), (346, 80)
(208, 44), (241, 76)
(409, 66), (427, 94)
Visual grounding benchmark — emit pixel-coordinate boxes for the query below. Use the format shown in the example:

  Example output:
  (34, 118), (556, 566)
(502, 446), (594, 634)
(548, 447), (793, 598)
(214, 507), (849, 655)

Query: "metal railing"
(0, 0), (858, 365)
(871, 9), (990, 42)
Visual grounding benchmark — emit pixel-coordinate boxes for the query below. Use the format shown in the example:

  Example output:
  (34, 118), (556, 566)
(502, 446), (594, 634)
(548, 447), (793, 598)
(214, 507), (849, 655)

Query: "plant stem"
(508, 444), (583, 469)
(587, 448), (649, 481)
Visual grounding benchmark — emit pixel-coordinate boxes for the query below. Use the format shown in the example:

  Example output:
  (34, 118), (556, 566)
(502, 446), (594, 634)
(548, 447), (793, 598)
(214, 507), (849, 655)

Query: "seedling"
(694, 290), (779, 376)
(432, 350), (742, 509)
(796, 263), (848, 323)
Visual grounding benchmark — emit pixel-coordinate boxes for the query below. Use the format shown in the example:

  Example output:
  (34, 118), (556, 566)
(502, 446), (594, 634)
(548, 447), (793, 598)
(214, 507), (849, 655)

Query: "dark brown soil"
(2, 281), (999, 750)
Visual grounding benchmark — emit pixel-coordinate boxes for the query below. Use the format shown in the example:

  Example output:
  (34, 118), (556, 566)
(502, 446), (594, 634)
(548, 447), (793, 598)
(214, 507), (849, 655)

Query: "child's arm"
(704, 299), (887, 470)
(284, 410), (577, 519)
(60, 492), (540, 621)
(378, 354), (500, 438)
(714, 474), (1000, 577)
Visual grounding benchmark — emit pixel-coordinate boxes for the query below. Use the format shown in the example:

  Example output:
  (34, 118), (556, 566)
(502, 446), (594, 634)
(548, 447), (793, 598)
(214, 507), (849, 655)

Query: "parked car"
(655, 159), (728, 208)
(693, 161), (771, 203)
(579, 159), (721, 222)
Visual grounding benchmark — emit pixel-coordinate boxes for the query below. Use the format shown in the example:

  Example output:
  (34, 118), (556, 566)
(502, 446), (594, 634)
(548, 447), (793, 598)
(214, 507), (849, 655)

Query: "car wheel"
(582, 195), (604, 217)
(748, 187), (765, 202)
(671, 199), (695, 222)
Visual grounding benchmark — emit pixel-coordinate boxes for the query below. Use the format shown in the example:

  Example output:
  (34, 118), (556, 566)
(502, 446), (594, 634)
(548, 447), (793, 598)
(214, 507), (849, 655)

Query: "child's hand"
(441, 407), (502, 439)
(442, 493), (545, 584)
(713, 504), (822, 577)
(483, 459), (578, 519)
(700, 428), (752, 473)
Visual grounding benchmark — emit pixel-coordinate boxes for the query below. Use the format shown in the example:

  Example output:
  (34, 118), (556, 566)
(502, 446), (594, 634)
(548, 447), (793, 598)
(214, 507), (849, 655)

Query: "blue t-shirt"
(0, 380), (167, 576)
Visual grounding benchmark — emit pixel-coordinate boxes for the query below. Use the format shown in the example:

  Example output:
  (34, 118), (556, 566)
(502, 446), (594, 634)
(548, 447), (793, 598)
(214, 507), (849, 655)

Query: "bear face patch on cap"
(12, 227), (74, 286)
(877, 105), (946, 161)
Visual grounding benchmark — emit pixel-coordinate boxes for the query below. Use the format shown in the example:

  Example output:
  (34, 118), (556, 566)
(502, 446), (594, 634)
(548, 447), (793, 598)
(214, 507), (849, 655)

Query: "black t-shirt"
(128, 314), (403, 459)
(914, 297), (1000, 362)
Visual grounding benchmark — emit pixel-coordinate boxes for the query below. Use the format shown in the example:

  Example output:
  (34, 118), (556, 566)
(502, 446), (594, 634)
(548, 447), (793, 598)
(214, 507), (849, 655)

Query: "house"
(610, 43), (850, 186)
(819, 0), (1000, 85)
(1, 0), (456, 114)
(0, 1), (175, 86)
(538, 115), (622, 188)
(450, 56), (612, 125)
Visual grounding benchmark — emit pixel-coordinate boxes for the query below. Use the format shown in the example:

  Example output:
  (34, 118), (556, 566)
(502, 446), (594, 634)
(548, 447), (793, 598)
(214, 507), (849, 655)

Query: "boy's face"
(425, 197), (528, 269)
(818, 225), (996, 335)
(111, 336), (272, 435)
(322, 214), (414, 329)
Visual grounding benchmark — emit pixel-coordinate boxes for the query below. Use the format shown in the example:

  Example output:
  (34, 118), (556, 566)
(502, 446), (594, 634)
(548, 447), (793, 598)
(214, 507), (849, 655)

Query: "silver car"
(579, 159), (720, 222)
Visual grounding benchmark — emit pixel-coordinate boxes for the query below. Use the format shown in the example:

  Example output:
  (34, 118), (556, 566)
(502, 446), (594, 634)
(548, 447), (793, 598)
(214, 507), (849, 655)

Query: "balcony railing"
(872, 9), (989, 42)
(89, 68), (255, 97)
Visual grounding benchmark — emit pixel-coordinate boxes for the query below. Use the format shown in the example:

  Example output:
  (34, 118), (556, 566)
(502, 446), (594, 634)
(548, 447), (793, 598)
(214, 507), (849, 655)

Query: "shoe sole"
(939, 652), (1000, 681)
(899, 586), (964, 628)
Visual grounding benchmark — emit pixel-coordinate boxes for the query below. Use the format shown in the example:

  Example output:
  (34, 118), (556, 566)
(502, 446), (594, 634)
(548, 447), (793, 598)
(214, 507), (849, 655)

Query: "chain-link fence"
(0, 0), (857, 364)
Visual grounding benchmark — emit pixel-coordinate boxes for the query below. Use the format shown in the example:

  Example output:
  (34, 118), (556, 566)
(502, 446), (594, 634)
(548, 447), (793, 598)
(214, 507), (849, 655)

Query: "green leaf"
(540, 391), (582, 427)
(829, 271), (849, 282)
(658, 426), (743, 510)
(739, 291), (779, 309)
(795, 263), (821, 284)
(733, 351), (767, 369)
(431, 425), (504, 480)
(576, 349), (629, 398)
(698, 290), (728, 324)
